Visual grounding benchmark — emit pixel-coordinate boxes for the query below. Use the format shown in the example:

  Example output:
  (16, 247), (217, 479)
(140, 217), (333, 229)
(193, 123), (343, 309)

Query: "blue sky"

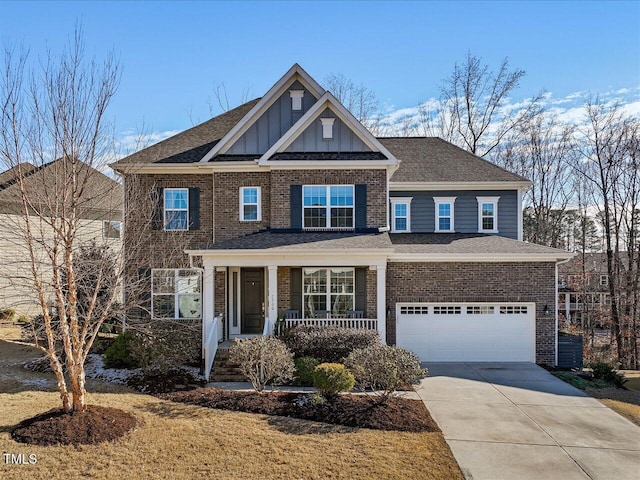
(1, 0), (639, 139)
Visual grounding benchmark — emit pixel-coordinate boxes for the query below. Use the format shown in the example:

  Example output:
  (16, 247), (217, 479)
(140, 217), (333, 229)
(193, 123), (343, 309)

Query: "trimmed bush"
(312, 363), (355, 399)
(230, 336), (295, 392)
(293, 356), (320, 386)
(589, 361), (627, 388)
(280, 326), (380, 363)
(103, 331), (140, 368)
(345, 345), (428, 402)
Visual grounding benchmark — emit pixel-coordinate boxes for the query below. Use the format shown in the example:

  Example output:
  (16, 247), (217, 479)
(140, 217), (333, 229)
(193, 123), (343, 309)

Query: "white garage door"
(396, 303), (536, 362)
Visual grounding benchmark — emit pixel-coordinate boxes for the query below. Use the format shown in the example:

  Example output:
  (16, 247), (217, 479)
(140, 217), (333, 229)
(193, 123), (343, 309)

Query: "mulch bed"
(11, 405), (137, 446)
(163, 388), (440, 432)
(127, 367), (203, 394)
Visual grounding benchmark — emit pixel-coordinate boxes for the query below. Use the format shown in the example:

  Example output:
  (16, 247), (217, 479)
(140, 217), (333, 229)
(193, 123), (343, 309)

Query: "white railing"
(284, 318), (378, 330)
(204, 313), (224, 381)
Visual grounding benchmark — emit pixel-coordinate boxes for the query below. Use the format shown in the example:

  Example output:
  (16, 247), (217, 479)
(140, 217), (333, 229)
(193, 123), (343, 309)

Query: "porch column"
(267, 265), (278, 334)
(376, 262), (387, 345)
(202, 259), (215, 356)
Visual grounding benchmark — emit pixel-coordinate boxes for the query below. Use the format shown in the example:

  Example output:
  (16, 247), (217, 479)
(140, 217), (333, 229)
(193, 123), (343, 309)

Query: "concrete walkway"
(416, 363), (640, 480)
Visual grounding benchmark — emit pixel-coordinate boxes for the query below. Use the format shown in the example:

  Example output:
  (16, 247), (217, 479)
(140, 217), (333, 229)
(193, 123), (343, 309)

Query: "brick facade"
(386, 262), (557, 365)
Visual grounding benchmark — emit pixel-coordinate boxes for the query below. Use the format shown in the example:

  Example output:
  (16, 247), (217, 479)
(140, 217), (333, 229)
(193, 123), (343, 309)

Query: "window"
(151, 269), (202, 319)
(164, 188), (188, 231)
(240, 186), (261, 221)
(103, 220), (121, 239)
(477, 196), (499, 233)
(390, 197), (412, 233)
(303, 185), (354, 229)
(433, 306), (461, 314)
(600, 275), (608, 287)
(400, 305), (429, 315)
(303, 268), (354, 318)
(467, 306), (495, 314)
(434, 197), (456, 232)
(499, 305), (528, 314)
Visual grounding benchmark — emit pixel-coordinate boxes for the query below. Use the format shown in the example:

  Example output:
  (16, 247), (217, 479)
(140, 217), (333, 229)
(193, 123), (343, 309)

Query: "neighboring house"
(111, 64), (572, 378)
(0, 159), (122, 315)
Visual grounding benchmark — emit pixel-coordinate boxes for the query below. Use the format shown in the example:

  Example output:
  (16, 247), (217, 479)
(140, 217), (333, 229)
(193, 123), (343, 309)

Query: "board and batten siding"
(226, 80), (317, 155)
(390, 190), (519, 239)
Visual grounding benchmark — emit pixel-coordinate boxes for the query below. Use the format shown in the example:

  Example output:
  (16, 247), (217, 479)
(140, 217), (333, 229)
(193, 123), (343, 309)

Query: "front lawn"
(0, 329), (463, 480)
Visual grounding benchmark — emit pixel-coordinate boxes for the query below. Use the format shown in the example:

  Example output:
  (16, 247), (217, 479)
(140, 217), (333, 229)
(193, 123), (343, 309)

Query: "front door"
(241, 268), (265, 334)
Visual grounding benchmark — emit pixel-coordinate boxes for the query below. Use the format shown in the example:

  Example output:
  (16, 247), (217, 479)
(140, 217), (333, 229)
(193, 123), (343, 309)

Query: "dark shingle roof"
(390, 233), (571, 257)
(379, 137), (529, 183)
(204, 231), (393, 250)
(111, 99), (261, 168)
(0, 163), (36, 189)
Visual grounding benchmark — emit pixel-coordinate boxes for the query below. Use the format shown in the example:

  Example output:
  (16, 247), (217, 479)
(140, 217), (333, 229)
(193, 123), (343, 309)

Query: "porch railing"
(284, 318), (378, 330)
(204, 313), (224, 381)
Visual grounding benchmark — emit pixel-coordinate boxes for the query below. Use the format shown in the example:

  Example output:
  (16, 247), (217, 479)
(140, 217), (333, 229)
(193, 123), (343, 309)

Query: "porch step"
(209, 347), (246, 382)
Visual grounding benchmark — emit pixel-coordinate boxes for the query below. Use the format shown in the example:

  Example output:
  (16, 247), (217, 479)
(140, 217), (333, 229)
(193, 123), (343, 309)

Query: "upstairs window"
(434, 197), (456, 232)
(390, 197), (412, 233)
(477, 196), (499, 233)
(164, 188), (189, 231)
(240, 186), (262, 222)
(152, 269), (202, 319)
(303, 185), (354, 229)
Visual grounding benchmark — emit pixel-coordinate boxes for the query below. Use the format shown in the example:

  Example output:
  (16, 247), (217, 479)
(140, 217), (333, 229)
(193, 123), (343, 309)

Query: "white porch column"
(376, 262), (387, 344)
(267, 265), (278, 334)
(202, 259), (215, 355)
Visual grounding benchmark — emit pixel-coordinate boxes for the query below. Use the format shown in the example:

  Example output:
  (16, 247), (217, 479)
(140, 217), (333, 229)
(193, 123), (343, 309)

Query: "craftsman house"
(111, 64), (572, 378)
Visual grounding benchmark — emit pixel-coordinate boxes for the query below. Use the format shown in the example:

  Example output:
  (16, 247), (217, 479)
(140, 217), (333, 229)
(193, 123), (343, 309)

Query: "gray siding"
(227, 80), (317, 155)
(390, 190), (519, 239)
(285, 108), (371, 153)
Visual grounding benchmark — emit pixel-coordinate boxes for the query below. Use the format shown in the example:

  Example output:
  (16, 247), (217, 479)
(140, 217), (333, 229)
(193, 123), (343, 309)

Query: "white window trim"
(164, 188), (189, 231)
(303, 184), (355, 230)
(302, 267), (355, 319)
(390, 197), (412, 233)
(239, 186), (262, 222)
(477, 196), (500, 233)
(434, 196), (456, 233)
(151, 268), (202, 320)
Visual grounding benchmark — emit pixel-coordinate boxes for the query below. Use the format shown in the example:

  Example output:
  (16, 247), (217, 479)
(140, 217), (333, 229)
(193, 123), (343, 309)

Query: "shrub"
(312, 363), (355, 399)
(0, 308), (17, 322)
(230, 336), (295, 392)
(345, 345), (428, 402)
(293, 356), (320, 386)
(280, 326), (380, 363)
(589, 361), (627, 388)
(103, 331), (141, 368)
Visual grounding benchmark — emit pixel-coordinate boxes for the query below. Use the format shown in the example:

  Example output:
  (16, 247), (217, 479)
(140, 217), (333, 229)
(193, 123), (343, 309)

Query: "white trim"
(389, 252), (575, 262)
(320, 117), (335, 139)
(228, 267), (241, 336)
(290, 90), (304, 111)
(390, 181), (531, 191)
(303, 184), (355, 230)
(390, 197), (412, 233)
(302, 267), (355, 319)
(433, 196), (456, 233)
(268, 265), (278, 328)
(239, 186), (262, 222)
(376, 262), (387, 344)
(477, 196), (500, 233)
(110, 161), (394, 174)
(517, 188), (524, 241)
(200, 64), (325, 162)
(163, 188), (189, 231)
(152, 268), (203, 320)
(258, 91), (398, 165)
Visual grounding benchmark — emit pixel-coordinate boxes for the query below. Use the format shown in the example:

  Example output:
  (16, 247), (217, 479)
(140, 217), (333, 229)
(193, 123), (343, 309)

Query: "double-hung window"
(434, 197), (456, 232)
(151, 269), (202, 319)
(477, 196), (499, 233)
(240, 186), (261, 221)
(303, 185), (354, 229)
(303, 267), (354, 318)
(390, 197), (412, 232)
(164, 188), (189, 231)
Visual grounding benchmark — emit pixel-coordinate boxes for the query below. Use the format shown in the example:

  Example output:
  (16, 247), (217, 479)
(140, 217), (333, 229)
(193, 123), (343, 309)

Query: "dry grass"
(0, 328), (462, 480)
(586, 386), (640, 427)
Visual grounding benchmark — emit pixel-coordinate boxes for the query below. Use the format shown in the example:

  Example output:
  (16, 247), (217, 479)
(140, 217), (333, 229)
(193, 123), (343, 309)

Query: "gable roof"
(0, 163), (36, 189)
(110, 99), (260, 169)
(381, 137), (530, 184)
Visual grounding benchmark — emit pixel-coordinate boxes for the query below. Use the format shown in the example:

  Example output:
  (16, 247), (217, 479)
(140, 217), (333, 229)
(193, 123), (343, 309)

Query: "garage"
(396, 302), (536, 362)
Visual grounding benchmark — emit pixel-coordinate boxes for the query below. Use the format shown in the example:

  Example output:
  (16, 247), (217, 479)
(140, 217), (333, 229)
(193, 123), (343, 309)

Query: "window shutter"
(355, 267), (367, 313)
(188, 187), (200, 230)
(290, 268), (302, 314)
(290, 185), (302, 230)
(355, 184), (367, 229)
(151, 187), (164, 230)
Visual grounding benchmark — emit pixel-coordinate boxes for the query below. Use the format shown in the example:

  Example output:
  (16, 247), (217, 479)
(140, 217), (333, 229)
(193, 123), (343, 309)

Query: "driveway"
(416, 363), (640, 480)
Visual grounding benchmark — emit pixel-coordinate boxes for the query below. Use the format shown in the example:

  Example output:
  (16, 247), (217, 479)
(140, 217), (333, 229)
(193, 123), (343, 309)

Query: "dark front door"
(241, 268), (264, 334)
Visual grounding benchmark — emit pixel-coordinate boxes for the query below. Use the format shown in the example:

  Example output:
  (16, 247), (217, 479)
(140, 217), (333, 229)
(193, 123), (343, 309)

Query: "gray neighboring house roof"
(380, 137), (529, 183)
(0, 163), (36, 188)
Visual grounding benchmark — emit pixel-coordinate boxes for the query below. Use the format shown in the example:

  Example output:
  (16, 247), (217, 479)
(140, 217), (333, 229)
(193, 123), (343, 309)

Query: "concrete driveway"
(416, 363), (640, 480)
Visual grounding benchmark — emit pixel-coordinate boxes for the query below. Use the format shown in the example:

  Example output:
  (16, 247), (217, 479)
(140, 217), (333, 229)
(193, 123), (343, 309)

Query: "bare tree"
(324, 73), (381, 134)
(422, 52), (543, 158)
(0, 32), (122, 412)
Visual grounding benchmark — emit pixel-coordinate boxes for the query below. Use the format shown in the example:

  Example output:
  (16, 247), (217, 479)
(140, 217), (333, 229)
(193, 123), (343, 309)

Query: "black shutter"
(290, 185), (302, 230)
(290, 268), (302, 314)
(151, 187), (164, 230)
(188, 187), (200, 230)
(355, 184), (367, 229)
(355, 267), (367, 313)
